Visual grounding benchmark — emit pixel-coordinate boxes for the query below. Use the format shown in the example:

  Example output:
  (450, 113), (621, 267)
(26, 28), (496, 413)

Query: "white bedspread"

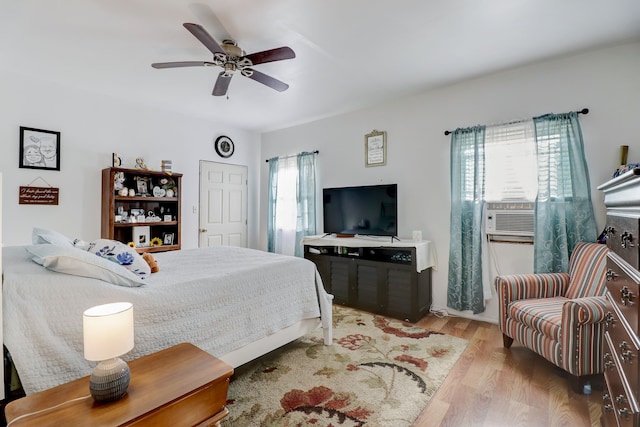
(3, 245), (323, 394)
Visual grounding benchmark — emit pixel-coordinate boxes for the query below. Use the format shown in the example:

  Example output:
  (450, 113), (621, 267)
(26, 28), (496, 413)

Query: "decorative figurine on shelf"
(161, 160), (172, 173)
(152, 186), (166, 197)
(118, 187), (129, 197)
(128, 188), (135, 197)
(159, 177), (177, 197)
(114, 172), (125, 192)
(134, 157), (147, 170)
(112, 152), (122, 167)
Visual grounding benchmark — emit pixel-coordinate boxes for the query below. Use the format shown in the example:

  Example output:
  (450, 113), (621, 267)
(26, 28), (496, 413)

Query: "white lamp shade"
(83, 302), (134, 361)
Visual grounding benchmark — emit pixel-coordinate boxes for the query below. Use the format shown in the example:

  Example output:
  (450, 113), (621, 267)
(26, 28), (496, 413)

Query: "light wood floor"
(412, 314), (602, 427)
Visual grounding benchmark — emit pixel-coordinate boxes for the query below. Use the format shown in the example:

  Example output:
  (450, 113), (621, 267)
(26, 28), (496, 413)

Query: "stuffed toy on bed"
(142, 253), (160, 273)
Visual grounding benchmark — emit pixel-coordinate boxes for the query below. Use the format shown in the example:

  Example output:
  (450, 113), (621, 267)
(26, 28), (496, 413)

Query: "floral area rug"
(222, 305), (468, 426)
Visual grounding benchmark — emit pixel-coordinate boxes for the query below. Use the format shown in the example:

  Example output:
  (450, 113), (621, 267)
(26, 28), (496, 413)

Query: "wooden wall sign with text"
(19, 186), (59, 205)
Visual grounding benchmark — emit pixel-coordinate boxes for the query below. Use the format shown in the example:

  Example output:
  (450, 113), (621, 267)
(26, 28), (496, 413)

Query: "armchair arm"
(560, 295), (609, 376)
(495, 272), (570, 301)
(495, 272), (569, 332)
(562, 295), (609, 325)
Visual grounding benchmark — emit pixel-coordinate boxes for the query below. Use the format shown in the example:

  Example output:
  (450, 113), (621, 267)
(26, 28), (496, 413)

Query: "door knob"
(200, 228), (208, 233)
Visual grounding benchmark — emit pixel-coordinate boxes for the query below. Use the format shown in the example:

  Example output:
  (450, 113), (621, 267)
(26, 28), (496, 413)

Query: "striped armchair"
(495, 242), (609, 389)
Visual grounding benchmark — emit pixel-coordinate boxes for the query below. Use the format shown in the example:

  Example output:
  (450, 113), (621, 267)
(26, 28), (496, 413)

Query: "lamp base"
(89, 357), (131, 402)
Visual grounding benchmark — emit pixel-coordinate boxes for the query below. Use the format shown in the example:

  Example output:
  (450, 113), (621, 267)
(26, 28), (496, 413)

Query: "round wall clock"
(214, 135), (235, 158)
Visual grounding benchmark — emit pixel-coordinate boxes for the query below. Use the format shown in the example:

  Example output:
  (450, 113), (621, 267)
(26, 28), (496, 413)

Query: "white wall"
(0, 70), (262, 249)
(260, 41), (640, 324)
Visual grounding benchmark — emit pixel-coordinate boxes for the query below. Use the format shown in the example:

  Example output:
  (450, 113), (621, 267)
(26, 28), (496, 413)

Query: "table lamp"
(83, 302), (134, 402)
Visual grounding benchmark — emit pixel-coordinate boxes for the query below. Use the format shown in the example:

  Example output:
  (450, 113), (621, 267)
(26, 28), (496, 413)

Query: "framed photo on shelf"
(133, 226), (151, 247)
(135, 177), (150, 196)
(162, 232), (175, 246)
(19, 126), (61, 171)
(364, 130), (386, 167)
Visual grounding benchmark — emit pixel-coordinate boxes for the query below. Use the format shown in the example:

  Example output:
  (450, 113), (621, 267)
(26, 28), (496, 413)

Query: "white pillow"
(77, 239), (151, 278)
(32, 227), (74, 247)
(26, 244), (146, 287)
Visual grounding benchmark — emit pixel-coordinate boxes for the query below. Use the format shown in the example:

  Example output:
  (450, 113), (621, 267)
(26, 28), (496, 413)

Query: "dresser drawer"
(602, 377), (620, 427)
(605, 302), (640, 394)
(607, 214), (640, 270)
(606, 252), (640, 336)
(603, 333), (640, 426)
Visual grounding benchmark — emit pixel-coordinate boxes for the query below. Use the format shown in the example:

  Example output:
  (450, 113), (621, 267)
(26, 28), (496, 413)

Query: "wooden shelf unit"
(101, 167), (182, 253)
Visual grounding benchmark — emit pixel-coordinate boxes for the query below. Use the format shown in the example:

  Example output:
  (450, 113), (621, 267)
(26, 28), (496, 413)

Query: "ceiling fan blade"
(151, 61), (209, 69)
(213, 72), (232, 96)
(244, 69), (289, 92)
(183, 22), (225, 55)
(244, 47), (295, 65)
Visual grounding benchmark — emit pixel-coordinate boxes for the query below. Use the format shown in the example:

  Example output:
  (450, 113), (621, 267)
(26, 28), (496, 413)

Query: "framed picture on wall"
(365, 130), (386, 167)
(19, 126), (61, 171)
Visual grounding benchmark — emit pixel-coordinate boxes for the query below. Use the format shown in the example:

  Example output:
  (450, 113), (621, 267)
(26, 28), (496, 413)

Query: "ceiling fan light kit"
(151, 23), (295, 97)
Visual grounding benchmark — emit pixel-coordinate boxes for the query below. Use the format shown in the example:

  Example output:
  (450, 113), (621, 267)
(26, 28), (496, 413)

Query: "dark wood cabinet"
(599, 168), (640, 427)
(304, 242), (432, 322)
(101, 167), (182, 253)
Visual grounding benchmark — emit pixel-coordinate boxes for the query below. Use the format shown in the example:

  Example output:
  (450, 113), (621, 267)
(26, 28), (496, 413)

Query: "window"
(484, 120), (537, 203)
(273, 156), (298, 232)
(267, 152), (317, 257)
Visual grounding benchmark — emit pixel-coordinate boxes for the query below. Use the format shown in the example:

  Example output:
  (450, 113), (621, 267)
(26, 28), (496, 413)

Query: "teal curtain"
(267, 157), (279, 253)
(533, 112), (597, 273)
(295, 152), (317, 257)
(448, 126), (487, 314)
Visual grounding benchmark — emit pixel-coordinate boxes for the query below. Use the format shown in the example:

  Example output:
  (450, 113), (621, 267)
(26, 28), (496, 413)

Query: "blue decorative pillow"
(77, 239), (151, 279)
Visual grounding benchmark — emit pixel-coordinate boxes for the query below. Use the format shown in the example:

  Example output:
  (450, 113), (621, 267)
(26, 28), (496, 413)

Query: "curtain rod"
(265, 150), (319, 163)
(443, 108), (589, 136)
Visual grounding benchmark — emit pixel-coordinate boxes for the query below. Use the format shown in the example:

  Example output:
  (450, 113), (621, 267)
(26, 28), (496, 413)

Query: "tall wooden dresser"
(599, 168), (640, 426)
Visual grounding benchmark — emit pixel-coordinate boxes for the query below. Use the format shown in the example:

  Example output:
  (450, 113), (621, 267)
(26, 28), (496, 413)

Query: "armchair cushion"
(508, 296), (566, 341)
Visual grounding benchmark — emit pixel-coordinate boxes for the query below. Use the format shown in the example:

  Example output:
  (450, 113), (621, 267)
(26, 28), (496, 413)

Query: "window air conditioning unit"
(485, 202), (534, 237)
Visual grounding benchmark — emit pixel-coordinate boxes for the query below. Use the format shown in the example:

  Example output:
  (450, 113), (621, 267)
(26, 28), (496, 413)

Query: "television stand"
(302, 236), (435, 322)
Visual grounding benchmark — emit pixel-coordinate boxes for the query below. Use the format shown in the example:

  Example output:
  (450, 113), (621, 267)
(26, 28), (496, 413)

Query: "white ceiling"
(2, 1), (640, 133)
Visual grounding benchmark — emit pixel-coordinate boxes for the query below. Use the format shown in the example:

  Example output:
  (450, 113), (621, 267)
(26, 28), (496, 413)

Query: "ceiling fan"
(151, 23), (295, 96)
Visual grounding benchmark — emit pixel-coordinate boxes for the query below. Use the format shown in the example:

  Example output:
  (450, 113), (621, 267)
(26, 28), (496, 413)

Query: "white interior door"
(199, 161), (248, 247)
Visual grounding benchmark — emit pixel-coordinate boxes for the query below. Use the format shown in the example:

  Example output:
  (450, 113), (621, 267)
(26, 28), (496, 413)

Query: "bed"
(2, 240), (333, 395)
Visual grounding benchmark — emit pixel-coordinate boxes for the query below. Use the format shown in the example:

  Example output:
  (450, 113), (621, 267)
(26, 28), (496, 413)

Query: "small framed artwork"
(162, 232), (175, 246)
(19, 126), (61, 171)
(133, 226), (151, 247)
(135, 177), (150, 196)
(163, 214), (172, 222)
(365, 130), (386, 167)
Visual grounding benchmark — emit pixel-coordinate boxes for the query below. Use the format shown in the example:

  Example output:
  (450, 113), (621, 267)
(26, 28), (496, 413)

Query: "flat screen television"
(323, 184), (397, 237)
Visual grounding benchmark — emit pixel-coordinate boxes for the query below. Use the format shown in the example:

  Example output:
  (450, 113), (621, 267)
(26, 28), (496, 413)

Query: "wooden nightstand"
(5, 343), (234, 426)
